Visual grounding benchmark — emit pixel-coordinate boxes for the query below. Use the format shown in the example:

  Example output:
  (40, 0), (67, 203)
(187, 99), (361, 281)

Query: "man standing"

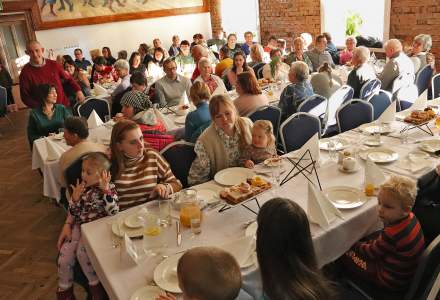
(20, 40), (84, 108)
(74, 48), (92, 71)
(155, 59), (191, 107)
(305, 34), (335, 72)
(378, 39), (415, 92)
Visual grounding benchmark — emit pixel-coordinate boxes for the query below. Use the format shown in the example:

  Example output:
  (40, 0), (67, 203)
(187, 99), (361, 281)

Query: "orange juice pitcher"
(179, 189), (201, 228)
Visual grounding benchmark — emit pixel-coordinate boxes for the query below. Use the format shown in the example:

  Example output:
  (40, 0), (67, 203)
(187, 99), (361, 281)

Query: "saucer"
(364, 139), (383, 147)
(338, 164), (360, 173)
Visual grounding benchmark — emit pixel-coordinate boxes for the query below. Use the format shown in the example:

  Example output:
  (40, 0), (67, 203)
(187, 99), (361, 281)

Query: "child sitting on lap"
(57, 152), (119, 299)
(241, 120), (277, 169)
(341, 175), (425, 291)
(157, 246), (242, 300)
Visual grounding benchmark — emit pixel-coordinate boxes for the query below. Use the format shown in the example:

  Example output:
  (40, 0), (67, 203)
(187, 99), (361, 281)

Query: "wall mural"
(36, 0), (207, 29)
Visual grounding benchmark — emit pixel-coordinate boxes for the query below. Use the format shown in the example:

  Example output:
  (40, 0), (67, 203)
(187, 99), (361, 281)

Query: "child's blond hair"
(177, 247), (241, 300)
(82, 152), (111, 174)
(253, 120), (276, 147)
(380, 175), (417, 209)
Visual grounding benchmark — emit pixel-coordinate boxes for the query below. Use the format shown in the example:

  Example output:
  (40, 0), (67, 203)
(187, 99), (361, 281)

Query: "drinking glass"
(373, 127), (381, 144)
(328, 139), (338, 162)
(159, 200), (172, 227)
(107, 217), (123, 248)
(190, 218), (202, 235)
(104, 115), (111, 123)
(142, 214), (164, 256)
(400, 130), (409, 144)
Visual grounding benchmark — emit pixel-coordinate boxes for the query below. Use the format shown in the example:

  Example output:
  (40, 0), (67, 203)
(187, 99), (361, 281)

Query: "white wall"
(35, 12), (212, 60)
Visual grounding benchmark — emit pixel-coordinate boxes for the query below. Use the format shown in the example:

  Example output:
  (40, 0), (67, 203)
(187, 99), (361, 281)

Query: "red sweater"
(19, 59), (81, 108)
(354, 212), (425, 290)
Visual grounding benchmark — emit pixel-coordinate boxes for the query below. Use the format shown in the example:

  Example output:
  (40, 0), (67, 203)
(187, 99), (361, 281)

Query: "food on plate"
(404, 108), (436, 125)
(219, 177), (272, 204)
(264, 156), (282, 167)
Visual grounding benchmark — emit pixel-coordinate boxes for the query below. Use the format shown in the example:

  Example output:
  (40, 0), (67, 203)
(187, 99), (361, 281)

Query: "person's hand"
(76, 91), (85, 104)
(99, 170), (111, 192)
(244, 160), (254, 169)
(156, 294), (176, 300)
(436, 165), (440, 176)
(70, 179), (85, 202)
(152, 184), (169, 199)
(57, 223), (72, 251)
(113, 113), (125, 122)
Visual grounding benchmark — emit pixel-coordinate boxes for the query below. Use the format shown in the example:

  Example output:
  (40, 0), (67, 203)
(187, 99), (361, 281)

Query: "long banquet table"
(81, 118), (440, 300)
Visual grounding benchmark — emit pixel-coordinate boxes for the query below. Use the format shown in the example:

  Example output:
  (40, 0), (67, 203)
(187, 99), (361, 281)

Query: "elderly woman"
(284, 37), (313, 70)
(128, 52), (147, 75)
(234, 72), (269, 116)
(220, 33), (242, 59)
(408, 34), (435, 73)
(118, 90), (165, 133)
(188, 94), (253, 185)
(226, 51), (255, 89)
(112, 59), (131, 97)
(194, 57), (227, 95)
(146, 47), (165, 84)
(27, 84), (71, 147)
(92, 56), (118, 84)
(110, 120), (181, 210)
(262, 48), (290, 81)
(310, 63), (342, 100)
(185, 81), (212, 143)
(347, 46), (377, 98)
(339, 36), (357, 65)
(278, 61), (314, 121)
(102, 47), (116, 66)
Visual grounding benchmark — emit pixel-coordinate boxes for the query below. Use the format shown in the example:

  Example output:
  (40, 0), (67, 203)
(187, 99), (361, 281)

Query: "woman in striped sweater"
(110, 120), (182, 210)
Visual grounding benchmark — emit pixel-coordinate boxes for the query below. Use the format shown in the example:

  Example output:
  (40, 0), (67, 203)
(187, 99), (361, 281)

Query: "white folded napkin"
(294, 133), (320, 166)
(429, 96), (440, 106)
(87, 110), (104, 129)
(93, 84), (107, 96)
(124, 234), (141, 264)
(307, 182), (343, 230)
(365, 159), (386, 187)
(377, 101), (396, 123)
(219, 236), (255, 268)
(45, 137), (66, 161)
(412, 90), (428, 111)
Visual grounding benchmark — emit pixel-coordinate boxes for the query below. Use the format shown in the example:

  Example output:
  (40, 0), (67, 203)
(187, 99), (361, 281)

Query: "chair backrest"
(405, 235), (440, 300)
(336, 99), (374, 133)
(431, 73), (440, 100)
(256, 66), (265, 80)
(248, 105), (282, 142)
(298, 94), (327, 116)
(0, 86), (7, 117)
(367, 89), (393, 120)
(64, 156), (85, 189)
(416, 65), (434, 96)
(325, 85), (354, 131)
(360, 78), (381, 100)
(280, 112), (321, 153)
(77, 98), (111, 120)
(160, 141), (196, 188)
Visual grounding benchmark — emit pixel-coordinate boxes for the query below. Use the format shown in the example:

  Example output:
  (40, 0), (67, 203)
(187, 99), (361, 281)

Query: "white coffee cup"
(342, 157), (356, 171)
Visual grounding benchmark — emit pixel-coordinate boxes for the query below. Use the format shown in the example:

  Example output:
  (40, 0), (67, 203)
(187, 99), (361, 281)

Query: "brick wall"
(259, 0), (321, 48)
(390, 0), (440, 70)
(208, 0), (223, 36)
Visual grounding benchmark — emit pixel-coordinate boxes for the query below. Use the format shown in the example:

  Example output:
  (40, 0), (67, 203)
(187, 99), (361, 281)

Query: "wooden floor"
(0, 109), (86, 299)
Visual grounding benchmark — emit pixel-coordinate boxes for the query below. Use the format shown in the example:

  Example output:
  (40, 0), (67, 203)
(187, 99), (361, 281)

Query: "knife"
(176, 221), (182, 246)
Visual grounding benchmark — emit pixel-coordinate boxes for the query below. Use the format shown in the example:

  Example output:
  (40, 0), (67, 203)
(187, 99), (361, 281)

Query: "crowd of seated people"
(19, 31), (440, 300)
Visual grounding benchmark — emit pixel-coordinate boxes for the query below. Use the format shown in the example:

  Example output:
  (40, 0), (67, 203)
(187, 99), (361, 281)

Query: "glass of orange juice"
(435, 117), (440, 136)
(179, 189), (201, 228)
(364, 183), (375, 197)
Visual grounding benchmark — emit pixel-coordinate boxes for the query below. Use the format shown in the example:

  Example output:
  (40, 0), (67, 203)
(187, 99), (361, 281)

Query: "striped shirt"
(114, 148), (182, 210)
(354, 212), (425, 290)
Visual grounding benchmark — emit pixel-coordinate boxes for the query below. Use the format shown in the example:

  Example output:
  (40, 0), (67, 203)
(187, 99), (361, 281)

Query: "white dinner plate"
(174, 115), (186, 125)
(359, 147), (399, 163)
(319, 138), (349, 151)
(112, 222), (143, 238)
(408, 151), (430, 160)
(124, 214), (143, 229)
(196, 189), (217, 205)
(129, 286), (162, 300)
(359, 123), (393, 134)
(323, 186), (367, 209)
(263, 157), (283, 167)
(363, 139), (383, 147)
(154, 253), (184, 293)
(419, 139), (440, 153)
(245, 222), (258, 238)
(214, 167), (255, 186)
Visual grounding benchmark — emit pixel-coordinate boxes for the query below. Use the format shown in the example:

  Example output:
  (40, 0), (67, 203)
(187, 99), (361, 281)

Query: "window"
(221, 0), (260, 42)
(321, 0), (390, 47)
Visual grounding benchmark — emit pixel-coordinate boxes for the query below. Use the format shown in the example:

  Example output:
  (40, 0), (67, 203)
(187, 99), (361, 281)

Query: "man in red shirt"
(19, 40), (85, 108)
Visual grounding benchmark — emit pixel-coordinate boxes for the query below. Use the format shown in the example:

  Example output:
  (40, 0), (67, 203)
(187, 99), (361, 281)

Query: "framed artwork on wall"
(35, 0), (208, 29)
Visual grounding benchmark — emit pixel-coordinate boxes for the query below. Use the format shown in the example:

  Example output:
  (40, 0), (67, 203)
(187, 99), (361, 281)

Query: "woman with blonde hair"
(185, 81), (212, 142)
(188, 94), (253, 185)
(249, 44), (266, 75)
(234, 72), (269, 116)
(110, 120), (181, 210)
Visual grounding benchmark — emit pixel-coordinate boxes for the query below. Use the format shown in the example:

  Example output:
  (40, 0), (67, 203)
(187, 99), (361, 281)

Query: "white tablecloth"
(79, 118), (440, 300)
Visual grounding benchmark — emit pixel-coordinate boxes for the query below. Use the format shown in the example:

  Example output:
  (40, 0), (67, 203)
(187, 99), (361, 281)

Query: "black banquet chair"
(160, 141), (196, 188)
